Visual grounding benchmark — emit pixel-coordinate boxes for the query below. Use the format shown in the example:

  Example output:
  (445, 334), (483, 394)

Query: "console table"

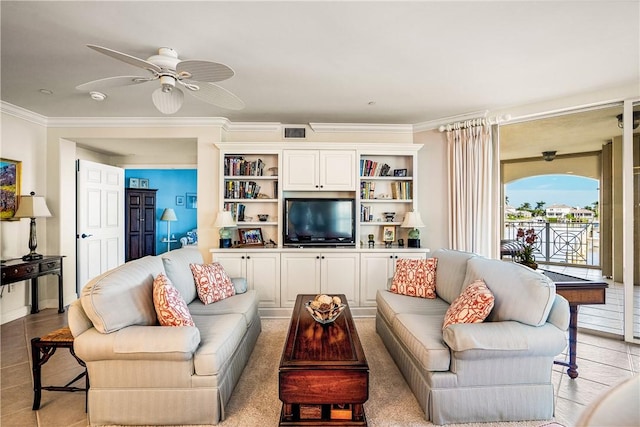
(540, 269), (607, 379)
(1, 256), (65, 314)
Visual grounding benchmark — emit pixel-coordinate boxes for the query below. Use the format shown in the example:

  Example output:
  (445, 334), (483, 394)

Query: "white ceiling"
(1, 1), (638, 126)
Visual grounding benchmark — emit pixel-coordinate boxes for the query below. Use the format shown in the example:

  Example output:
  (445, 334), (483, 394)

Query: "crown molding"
(221, 122), (283, 132)
(309, 123), (413, 134)
(46, 116), (231, 128)
(0, 102), (48, 126)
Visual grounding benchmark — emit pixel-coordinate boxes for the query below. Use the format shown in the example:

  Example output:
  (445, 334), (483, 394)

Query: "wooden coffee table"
(279, 294), (369, 426)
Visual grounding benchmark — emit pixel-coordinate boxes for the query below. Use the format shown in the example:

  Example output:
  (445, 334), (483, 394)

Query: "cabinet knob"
(389, 255), (393, 259)
(321, 256), (325, 259)
(247, 256), (251, 259)
(241, 256), (245, 259)
(316, 256), (320, 259)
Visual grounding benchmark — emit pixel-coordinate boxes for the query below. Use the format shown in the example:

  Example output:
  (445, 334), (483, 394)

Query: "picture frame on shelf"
(128, 178), (139, 188)
(139, 178), (150, 189)
(383, 225), (395, 242)
(186, 193), (197, 209)
(175, 196), (185, 206)
(393, 169), (407, 177)
(0, 158), (21, 220)
(238, 228), (264, 246)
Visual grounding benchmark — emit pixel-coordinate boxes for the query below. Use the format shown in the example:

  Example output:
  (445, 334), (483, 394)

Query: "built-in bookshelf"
(357, 150), (418, 244)
(220, 150), (281, 245)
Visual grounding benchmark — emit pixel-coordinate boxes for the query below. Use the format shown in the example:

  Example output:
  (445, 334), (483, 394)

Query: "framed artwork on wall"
(238, 228), (263, 246)
(176, 196), (185, 206)
(0, 158), (21, 220)
(186, 193), (197, 209)
(139, 178), (150, 189)
(128, 178), (139, 188)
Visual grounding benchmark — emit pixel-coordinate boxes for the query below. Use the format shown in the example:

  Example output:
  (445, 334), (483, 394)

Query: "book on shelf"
(224, 156), (265, 176)
(224, 202), (246, 222)
(360, 159), (391, 177)
(390, 181), (412, 199)
(225, 180), (262, 199)
(360, 181), (376, 199)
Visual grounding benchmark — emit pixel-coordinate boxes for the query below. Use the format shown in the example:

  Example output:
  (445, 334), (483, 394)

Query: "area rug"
(217, 317), (560, 427)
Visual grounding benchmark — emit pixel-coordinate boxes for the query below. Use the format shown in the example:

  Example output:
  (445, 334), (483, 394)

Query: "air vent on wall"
(283, 127), (306, 139)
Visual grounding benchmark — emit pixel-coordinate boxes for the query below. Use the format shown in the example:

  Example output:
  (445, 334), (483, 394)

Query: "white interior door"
(76, 160), (124, 292)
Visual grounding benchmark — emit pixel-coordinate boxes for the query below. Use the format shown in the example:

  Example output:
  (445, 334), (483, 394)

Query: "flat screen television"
(284, 198), (356, 247)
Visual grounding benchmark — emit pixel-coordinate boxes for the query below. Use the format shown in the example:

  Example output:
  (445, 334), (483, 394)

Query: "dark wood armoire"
(125, 188), (157, 261)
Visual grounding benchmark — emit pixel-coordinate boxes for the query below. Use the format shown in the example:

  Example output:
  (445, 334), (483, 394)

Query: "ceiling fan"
(76, 45), (244, 114)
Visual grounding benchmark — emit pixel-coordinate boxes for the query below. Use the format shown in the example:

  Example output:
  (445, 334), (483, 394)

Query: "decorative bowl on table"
(305, 295), (346, 324)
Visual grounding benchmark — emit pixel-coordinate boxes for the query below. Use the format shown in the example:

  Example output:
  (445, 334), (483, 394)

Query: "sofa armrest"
(546, 294), (570, 331)
(74, 325), (201, 362)
(443, 320), (567, 357)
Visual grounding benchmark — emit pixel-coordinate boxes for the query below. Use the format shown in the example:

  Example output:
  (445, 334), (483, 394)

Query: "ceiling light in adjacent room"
(542, 151), (557, 162)
(616, 112), (640, 129)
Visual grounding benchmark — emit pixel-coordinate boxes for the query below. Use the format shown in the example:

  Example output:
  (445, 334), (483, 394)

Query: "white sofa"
(376, 249), (570, 425)
(68, 247), (261, 426)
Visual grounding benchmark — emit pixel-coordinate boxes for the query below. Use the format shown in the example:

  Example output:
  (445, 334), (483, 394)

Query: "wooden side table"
(31, 326), (88, 410)
(1, 255), (65, 313)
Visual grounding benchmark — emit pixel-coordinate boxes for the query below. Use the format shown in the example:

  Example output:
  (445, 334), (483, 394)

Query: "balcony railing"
(503, 221), (599, 268)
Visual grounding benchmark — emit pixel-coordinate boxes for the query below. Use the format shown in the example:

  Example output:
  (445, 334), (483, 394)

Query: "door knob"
(80, 233), (93, 239)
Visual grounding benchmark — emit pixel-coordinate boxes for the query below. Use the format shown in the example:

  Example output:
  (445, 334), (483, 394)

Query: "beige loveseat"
(68, 247), (261, 426)
(376, 249), (570, 425)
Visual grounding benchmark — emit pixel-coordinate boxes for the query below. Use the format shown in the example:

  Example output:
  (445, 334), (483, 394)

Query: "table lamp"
(214, 211), (236, 248)
(401, 210), (425, 248)
(160, 208), (178, 252)
(14, 192), (52, 261)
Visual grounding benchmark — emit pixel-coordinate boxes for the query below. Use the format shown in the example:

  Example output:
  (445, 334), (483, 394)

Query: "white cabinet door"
(213, 251), (281, 308)
(283, 149), (356, 191)
(212, 252), (247, 278)
(246, 252), (280, 307)
(319, 150), (356, 191)
(281, 253), (321, 306)
(359, 251), (427, 306)
(320, 252), (360, 305)
(282, 150), (319, 191)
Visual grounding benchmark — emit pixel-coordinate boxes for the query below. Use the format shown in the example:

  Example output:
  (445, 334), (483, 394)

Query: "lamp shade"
(14, 193), (52, 219)
(214, 211), (237, 228)
(160, 208), (178, 221)
(401, 211), (425, 229)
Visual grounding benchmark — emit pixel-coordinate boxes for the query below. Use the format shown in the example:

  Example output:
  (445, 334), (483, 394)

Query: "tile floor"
(1, 274), (639, 427)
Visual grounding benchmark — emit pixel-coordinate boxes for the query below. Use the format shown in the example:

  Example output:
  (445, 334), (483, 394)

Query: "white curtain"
(446, 119), (497, 257)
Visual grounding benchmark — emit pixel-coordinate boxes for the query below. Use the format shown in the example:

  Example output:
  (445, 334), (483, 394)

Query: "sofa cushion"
(390, 258), (437, 299)
(161, 247), (203, 304)
(152, 273), (195, 327)
(376, 290), (450, 326)
(188, 290), (259, 328)
(190, 262), (236, 304)
(81, 256), (163, 334)
(191, 313), (247, 376)
(464, 257), (555, 327)
(442, 279), (494, 330)
(432, 249), (477, 304)
(232, 277), (248, 294)
(392, 313), (451, 372)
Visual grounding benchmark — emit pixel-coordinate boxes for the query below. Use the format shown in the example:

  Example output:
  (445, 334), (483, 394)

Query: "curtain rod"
(438, 114), (511, 132)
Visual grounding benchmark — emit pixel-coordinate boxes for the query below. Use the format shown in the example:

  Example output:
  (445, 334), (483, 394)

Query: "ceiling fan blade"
(176, 60), (234, 82)
(152, 86), (184, 114)
(76, 75), (153, 92)
(184, 81), (245, 110)
(87, 44), (161, 73)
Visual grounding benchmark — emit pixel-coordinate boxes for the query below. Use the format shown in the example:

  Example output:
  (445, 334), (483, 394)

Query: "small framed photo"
(128, 178), (139, 188)
(383, 225), (395, 242)
(186, 193), (197, 209)
(139, 178), (150, 189)
(238, 228), (264, 246)
(393, 169), (407, 177)
(175, 196), (185, 206)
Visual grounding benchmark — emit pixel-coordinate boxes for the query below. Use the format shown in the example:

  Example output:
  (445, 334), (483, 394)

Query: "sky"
(505, 174), (599, 209)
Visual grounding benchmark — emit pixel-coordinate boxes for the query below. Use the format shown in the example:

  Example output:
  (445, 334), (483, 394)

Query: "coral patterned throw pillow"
(189, 262), (236, 304)
(153, 273), (195, 327)
(442, 279), (495, 330)
(390, 258), (438, 299)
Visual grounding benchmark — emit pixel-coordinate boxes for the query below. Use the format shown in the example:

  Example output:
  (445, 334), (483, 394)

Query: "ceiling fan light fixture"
(89, 91), (107, 101)
(616, 112), (640, 129)
(152, 86), (184, 114)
